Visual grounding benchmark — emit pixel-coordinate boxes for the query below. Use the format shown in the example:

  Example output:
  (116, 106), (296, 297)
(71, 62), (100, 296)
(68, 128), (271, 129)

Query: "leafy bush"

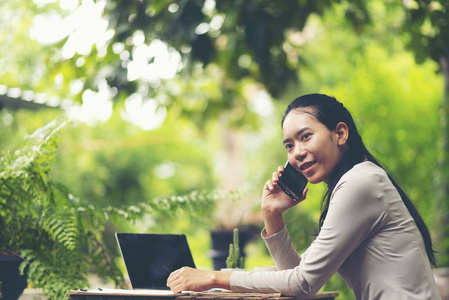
(0, 120), (215, 299)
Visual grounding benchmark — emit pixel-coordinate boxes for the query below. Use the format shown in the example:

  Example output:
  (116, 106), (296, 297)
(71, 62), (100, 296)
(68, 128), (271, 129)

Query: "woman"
(167, 94), (442, 299)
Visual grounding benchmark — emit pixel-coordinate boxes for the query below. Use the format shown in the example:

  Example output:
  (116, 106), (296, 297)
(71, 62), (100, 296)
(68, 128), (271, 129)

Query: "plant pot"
(209, 230), (254, 270)
(0, 254), (28, 300)
(434, 267), (449, 300)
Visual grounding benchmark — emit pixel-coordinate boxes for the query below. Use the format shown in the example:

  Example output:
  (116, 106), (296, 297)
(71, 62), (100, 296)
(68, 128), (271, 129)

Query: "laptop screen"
(115, 233), (196, 289)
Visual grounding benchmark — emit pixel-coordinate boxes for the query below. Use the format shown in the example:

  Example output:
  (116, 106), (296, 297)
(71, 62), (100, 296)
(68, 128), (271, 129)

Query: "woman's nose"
(293, 145), (307, 161)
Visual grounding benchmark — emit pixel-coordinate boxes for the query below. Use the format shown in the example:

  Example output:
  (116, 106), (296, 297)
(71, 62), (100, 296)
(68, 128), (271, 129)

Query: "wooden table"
(68, 290), (339, 300)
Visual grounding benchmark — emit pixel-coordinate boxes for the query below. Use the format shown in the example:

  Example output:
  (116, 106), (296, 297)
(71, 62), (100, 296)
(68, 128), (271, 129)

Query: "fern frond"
(41, 209), (79, 251)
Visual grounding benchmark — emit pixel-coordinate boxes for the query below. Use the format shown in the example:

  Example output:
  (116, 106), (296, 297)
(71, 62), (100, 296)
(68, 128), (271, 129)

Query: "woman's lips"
(300, 161), (316, 174)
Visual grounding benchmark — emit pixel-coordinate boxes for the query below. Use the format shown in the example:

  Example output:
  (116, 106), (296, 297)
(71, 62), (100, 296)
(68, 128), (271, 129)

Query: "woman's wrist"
(210, 271), (232, 290)
(262, 206), (284, 224)
(263, 210), (285, 237)
(262, 201), (286, 219)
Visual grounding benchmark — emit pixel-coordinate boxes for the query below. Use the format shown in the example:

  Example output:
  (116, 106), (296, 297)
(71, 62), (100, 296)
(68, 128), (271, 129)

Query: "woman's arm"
(263, 225), (302, 270)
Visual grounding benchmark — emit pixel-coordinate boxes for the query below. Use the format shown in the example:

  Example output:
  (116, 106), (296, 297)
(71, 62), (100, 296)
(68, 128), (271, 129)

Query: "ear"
(334, 122), (349, 146)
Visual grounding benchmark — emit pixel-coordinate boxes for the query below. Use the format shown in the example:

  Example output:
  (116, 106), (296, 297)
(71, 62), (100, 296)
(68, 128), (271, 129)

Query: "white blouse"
(230, 161), (441, 300)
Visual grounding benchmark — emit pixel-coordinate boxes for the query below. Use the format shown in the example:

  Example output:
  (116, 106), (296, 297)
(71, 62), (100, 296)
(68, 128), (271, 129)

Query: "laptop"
(115, 233), (196, 291)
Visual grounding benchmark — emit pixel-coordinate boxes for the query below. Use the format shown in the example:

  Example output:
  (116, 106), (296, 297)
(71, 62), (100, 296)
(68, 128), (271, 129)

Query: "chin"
(307, 175), (325, 185)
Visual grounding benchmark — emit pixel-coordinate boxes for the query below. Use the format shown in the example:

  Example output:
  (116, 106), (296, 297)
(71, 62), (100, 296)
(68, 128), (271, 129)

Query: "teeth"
(301, 161), (315, 170)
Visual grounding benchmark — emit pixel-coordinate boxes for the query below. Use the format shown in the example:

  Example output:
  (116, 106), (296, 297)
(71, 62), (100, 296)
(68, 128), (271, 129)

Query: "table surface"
(68, 290), (339, 300)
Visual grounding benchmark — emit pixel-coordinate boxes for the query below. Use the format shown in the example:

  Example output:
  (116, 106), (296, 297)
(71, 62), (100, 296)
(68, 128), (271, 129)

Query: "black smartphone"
(277, 161), (308, 201)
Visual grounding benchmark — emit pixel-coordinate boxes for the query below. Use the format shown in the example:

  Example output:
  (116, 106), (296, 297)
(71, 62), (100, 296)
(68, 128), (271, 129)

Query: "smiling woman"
(166, 93), (442, 300)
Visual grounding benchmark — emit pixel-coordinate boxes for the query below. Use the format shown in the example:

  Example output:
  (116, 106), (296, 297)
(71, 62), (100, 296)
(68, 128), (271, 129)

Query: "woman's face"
(282, 109), (348, 184)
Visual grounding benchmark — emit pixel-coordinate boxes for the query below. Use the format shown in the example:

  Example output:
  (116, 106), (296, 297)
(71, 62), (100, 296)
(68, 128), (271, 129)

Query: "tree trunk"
(436, 53), (449, 267)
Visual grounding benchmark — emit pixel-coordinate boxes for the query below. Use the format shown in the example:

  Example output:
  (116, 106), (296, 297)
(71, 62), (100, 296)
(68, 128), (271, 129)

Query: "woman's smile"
(299, 160), (317, 177)
(300, 160), (316, 171)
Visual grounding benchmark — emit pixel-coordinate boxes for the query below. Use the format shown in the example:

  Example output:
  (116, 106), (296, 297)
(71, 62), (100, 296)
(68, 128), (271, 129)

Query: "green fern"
(41, 209), (78, 251)
(1, 120), (217, 299)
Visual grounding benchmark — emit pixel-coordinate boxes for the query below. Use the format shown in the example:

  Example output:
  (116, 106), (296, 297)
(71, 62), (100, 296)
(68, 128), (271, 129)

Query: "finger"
(300, 188), (309, 202)
(167, 270), (181, 287)
(167, 270), (177, 282)
(271, 171), (278, 182)
(265, 180), (274, 191)
(167, 278), (183, 293)
(170, 283), (182, 293)
(166, 276), (175, 288)
(274, 166), (285, 182)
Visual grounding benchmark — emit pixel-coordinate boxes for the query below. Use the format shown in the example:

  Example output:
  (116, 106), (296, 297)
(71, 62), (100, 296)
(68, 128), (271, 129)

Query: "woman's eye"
(285, 144), (293, 150)
(301, 133), (311, 141)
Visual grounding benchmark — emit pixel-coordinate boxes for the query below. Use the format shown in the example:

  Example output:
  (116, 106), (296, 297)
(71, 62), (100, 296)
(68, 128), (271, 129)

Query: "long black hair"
(282, 93), (436, 266)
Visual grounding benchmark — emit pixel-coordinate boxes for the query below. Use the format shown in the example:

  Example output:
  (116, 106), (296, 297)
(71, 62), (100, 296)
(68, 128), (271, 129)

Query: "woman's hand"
(167, 267), (231, 293)
(262, 165), (308, 236)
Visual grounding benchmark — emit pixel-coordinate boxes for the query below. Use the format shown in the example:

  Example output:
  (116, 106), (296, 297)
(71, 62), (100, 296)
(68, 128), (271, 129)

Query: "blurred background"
(1, 0), (448, 299)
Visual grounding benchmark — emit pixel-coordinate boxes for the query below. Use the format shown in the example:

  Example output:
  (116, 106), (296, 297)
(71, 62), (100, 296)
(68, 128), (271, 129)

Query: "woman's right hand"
(262, 165), (308, 236)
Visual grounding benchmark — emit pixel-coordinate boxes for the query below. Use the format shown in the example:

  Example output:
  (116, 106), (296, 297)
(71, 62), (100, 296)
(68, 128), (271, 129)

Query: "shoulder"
(331, 161), (388, 202)
(328, 161), (390, 226)
(341, 161), (388, 185)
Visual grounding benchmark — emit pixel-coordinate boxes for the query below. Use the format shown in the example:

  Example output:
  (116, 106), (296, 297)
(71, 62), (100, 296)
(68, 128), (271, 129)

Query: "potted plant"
(224, 228), (244, 270)
(0, 120), (215, 299)
(0, 120), (129, 299)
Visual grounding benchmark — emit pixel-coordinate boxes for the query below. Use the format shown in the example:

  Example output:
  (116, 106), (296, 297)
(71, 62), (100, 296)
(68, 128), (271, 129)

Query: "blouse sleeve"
(261, 225), (302, 270)
(230, 168), (389, 297)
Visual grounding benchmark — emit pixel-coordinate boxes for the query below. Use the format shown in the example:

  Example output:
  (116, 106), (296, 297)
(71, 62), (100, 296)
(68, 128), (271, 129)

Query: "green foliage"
(402, 0), (449, 64)
(50, 110), (218, 208)
(0, 120), (216, 299)
(226, 228), (244, 269)
(283, 209), (317, 254)
(0, 120), (124, 297)
(0, 0), (373, 128)
(402, 0), (449, 267)
(1, 120), (68, 252)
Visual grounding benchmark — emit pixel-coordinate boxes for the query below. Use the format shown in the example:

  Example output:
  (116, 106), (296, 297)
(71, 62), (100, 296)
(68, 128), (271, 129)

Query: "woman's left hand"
(167, 267), (231, 293)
